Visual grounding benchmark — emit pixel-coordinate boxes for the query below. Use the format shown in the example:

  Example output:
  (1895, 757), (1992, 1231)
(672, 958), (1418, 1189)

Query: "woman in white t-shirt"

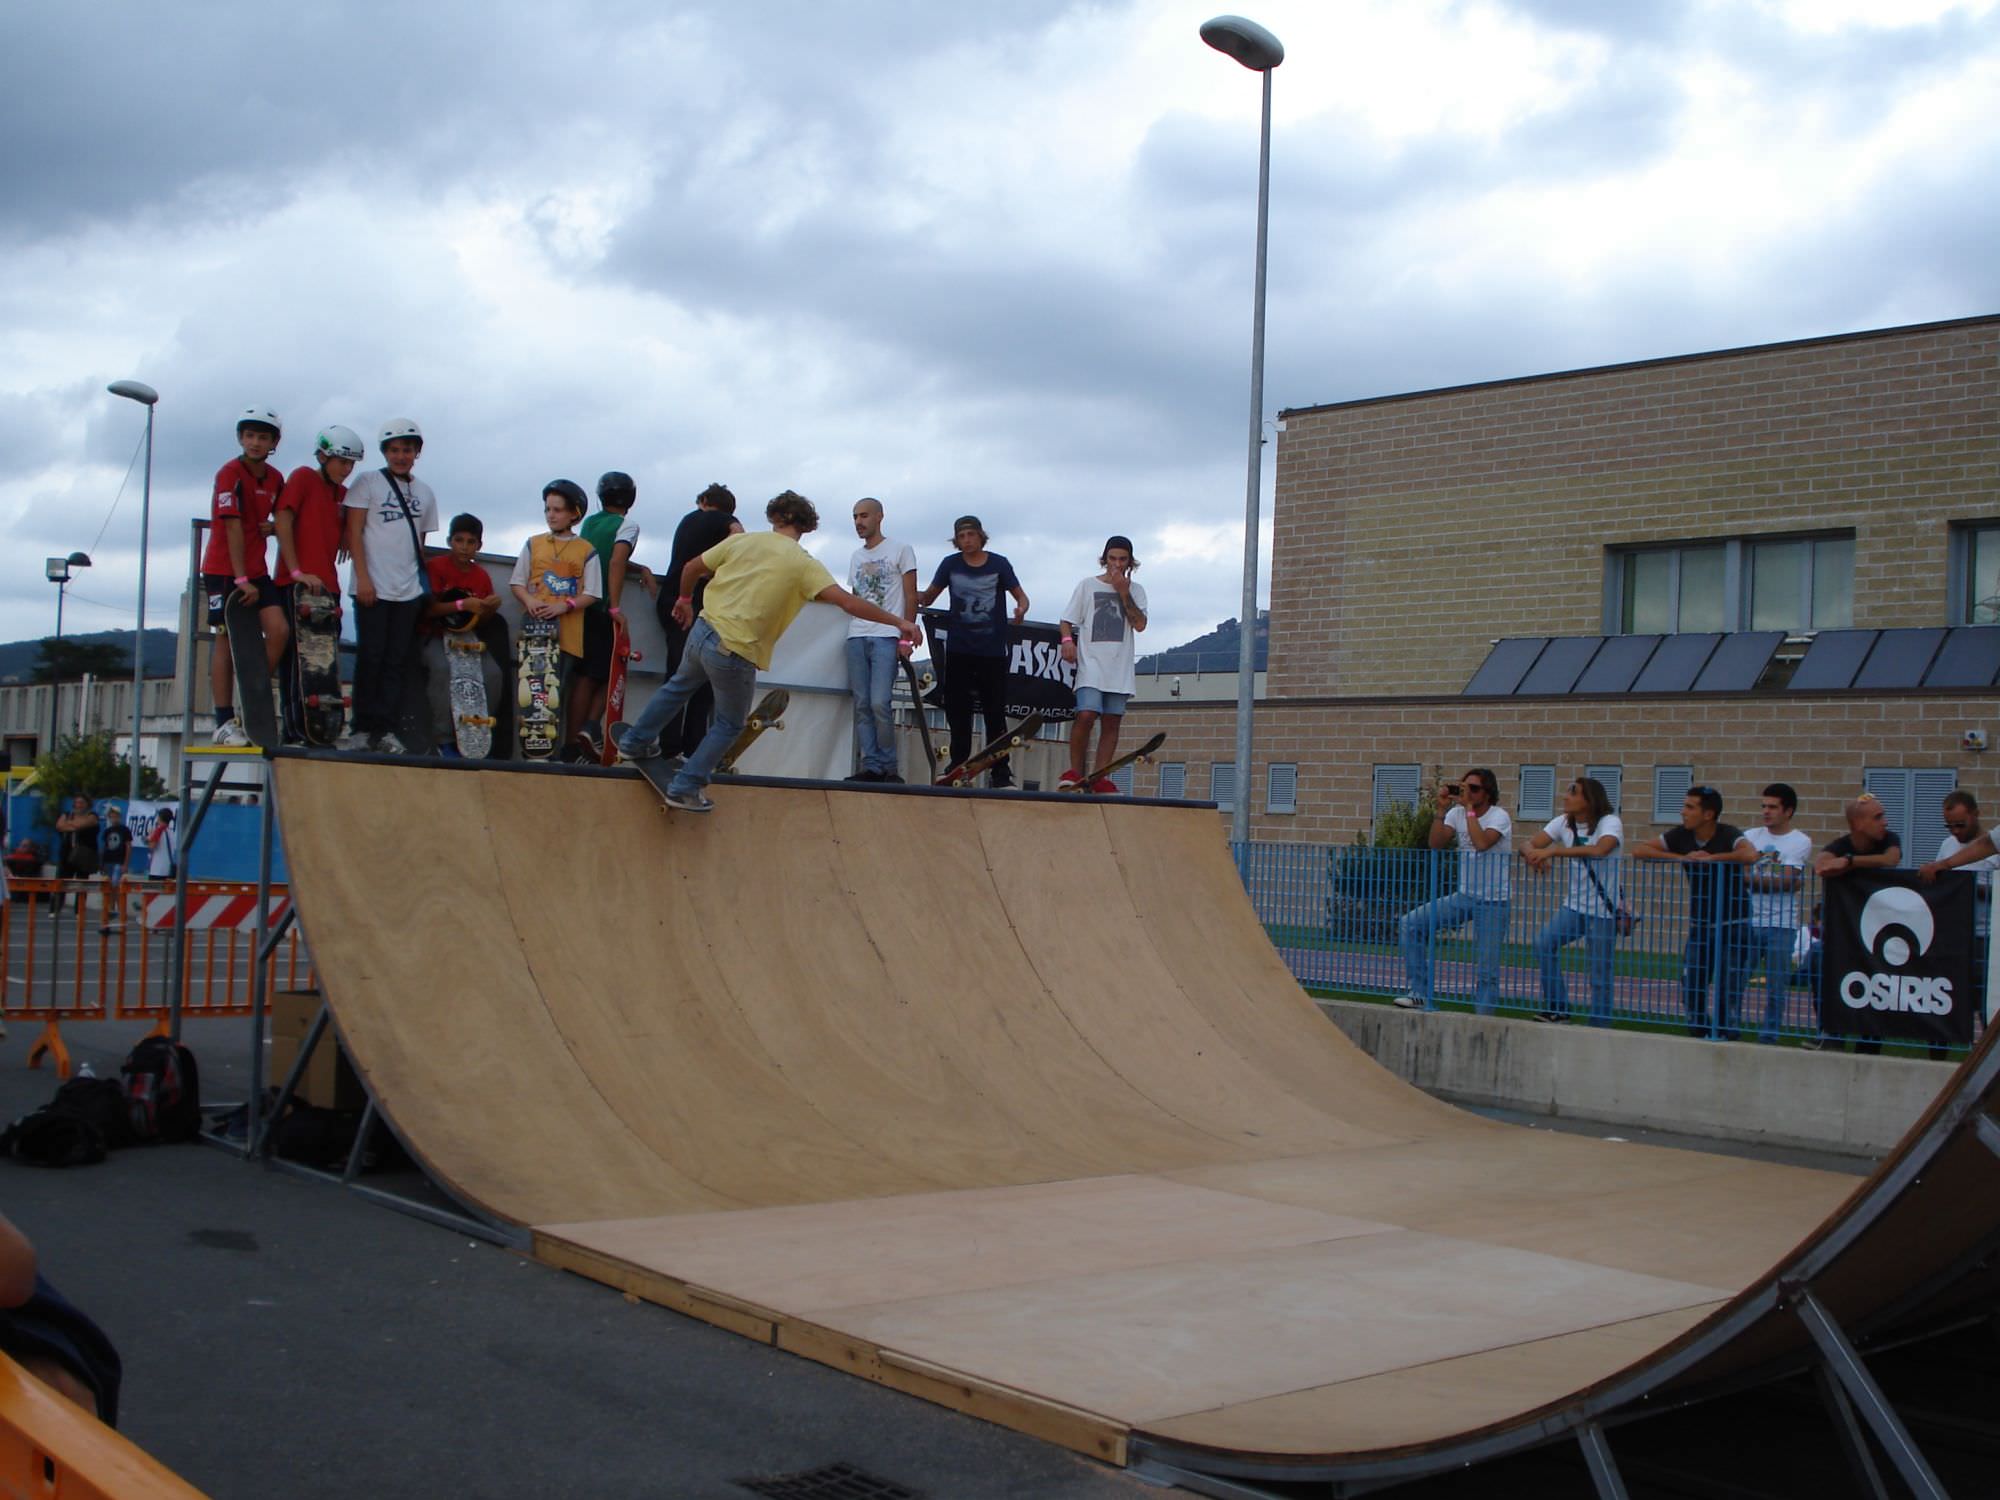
(1522, 776), (1624, 1026)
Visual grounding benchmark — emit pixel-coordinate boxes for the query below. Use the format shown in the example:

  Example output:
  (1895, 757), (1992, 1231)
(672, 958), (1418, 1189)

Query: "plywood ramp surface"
(273, 759), (1922, 1468)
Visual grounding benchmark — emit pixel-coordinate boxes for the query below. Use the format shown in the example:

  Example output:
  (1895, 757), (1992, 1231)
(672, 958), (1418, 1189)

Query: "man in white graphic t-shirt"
(1741, 782), (1814, 1042)
(845, 498), (919, 782)
(1057, 536), (1148, 792)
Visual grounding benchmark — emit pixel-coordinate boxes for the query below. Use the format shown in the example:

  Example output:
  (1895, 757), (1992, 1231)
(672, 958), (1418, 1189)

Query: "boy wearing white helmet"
(341, 418), (440, 753)
(201, 407), (291, 747)
(276, 425), (364, 741)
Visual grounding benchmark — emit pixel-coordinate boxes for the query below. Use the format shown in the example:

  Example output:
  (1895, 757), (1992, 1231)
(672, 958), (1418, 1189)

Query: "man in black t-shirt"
(1815, 795), (1903, 1053)
(915, 515), (1031, 787)
(1634, 786), (1755, 1038)
(653, 483), (743, 757)
(97, 806), (133, 935)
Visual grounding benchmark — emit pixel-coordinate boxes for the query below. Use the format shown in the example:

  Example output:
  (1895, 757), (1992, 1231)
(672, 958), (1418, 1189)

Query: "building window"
(1652, 765), (1694, 823)
(1518, 765), (1555, 823)
(1584, 764), (1623, 812)
(1158, 762), (1186, 800)
(1266, 763), (1298, 815)
(1608, 532), (1853, 634)
(1862, 768), (1957, 869)
(1951, 523), (2000, 624)
(1372, 764), (1420, 819)
(1211, 763), (1237, 812)
(1107, 762), (1135, 795)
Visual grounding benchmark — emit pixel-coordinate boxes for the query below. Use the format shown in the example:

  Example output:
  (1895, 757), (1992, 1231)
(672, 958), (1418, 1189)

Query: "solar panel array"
(1464, 628), (2000, 696)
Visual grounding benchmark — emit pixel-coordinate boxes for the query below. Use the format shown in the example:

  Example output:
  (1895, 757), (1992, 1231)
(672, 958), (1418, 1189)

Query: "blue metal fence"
(1238, 842), (1986, 1052)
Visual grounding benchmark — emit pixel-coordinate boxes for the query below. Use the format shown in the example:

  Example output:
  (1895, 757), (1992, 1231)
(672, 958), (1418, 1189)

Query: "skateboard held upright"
(600, 618), (638, 767)
(290, 587), (346, 747)
(223, 592), (281, 749)
(899, 656), (946, 778)
(516, 616), (562, 761)
(442, 606), (496, 760)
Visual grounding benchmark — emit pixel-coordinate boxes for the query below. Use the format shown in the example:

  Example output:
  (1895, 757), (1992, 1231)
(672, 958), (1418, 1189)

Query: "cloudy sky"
(3, 0), (1996, 655)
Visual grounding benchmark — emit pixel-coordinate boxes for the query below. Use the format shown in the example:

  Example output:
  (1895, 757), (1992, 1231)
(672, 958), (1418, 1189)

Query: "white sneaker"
(211, 720), (251, 748)
(376, 733), (409, 755)
(1391, 993), (1427, 1010)
(336, 731), (372, 752)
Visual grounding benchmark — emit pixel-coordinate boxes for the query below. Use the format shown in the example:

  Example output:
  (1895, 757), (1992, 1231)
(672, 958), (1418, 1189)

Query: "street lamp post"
(43, 552), (94, 754)
(108, 380), (159, 805)
(1200, 14), (1283, 850)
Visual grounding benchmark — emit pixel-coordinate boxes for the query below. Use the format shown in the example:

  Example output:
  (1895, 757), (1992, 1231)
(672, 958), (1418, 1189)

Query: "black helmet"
(596, 470), (636, 504)
(542, 479), (589, 516)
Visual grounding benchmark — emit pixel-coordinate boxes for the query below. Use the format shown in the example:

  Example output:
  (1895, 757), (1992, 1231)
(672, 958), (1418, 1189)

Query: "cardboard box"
(269, 990), (367, 1112)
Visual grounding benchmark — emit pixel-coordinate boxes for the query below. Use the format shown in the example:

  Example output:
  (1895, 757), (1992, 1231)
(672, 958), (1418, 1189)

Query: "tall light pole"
(43, 552), (93, 755)
(1200, 15), (1283, 849)
(108, 380), (158, 805)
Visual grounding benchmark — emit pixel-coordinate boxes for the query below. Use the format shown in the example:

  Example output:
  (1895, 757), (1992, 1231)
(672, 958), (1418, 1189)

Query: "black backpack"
(119, 1038), (201, 1143)
(1, 1077), (132, 1167)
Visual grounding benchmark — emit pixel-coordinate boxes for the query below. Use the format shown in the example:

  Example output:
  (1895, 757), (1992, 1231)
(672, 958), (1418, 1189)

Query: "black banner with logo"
(1820, 870), (1977, 1047)
(921, 612), (1078, 723)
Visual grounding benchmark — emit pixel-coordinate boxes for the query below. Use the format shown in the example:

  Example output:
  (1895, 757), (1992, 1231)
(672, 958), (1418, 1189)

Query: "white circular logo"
(1858, 887), (1933, 969)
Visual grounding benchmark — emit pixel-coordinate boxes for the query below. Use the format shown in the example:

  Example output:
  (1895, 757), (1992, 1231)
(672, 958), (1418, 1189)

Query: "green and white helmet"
(314, 425), (365, 463)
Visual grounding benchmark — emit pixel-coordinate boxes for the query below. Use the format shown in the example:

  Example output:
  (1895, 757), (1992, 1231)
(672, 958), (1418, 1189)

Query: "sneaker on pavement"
(1391, 993), (1426, 1010)
(1088, 776), (1120, 794)
(1058, 769), (1085, 790)
(662, 787), (715, 813)
(212, 720), (251, 748)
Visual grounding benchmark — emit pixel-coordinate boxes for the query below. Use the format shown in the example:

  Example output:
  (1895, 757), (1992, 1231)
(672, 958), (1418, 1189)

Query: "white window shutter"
(1266, 763), (1298, 814)
(1159, 762), (1186, 800)
(1652, 766), (1694, 823)
(1586, 764), (1623, 812)
(1518, 765), (1555, 823)
(1212, 763), (1237, 811)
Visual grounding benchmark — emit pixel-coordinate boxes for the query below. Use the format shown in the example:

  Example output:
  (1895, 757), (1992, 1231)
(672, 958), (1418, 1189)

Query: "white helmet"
(378, 417), (423, 452)
(237, 406), (282, 437)
(315, 425), (365, 463)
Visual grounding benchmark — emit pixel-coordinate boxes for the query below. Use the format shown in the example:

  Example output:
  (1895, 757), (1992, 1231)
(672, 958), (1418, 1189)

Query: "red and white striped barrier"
(145, 891), (291, 931)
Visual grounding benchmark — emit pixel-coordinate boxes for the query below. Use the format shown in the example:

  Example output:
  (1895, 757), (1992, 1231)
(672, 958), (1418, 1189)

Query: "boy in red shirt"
(201, 407), (291, 747)
(275, 425), (363, 742)
(423, 514), (505, 756)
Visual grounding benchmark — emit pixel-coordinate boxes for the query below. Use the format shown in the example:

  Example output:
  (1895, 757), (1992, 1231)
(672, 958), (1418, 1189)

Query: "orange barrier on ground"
(0, 1353), (207, 1498)
(0, 880), (314, 1079)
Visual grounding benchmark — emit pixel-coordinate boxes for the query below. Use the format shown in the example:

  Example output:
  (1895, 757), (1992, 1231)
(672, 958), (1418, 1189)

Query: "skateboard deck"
(445, 625), (494, 759)
(716, 689), (789, 775)
(600, 619), (638, 767)
(290, 587), (345, 747)
(899, 656), (945, 775)
(223, 591), (280, 749)
(937, 710), (1045, 788)
(1056, 731), (1167, 794)
(516, 617), (562, 761)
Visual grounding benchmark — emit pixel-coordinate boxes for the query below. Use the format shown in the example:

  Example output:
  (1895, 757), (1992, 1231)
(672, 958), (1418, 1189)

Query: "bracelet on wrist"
(234, 575), (251, 587)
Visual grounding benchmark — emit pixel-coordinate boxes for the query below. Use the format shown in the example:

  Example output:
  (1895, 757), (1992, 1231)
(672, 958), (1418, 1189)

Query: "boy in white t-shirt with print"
(1522, 775), (1625, 1027)
(1741, 781), (1814, 1042)
(845, 498), (918, 782)
(1057, 536), (1148, 792)
(1396, 769), (1512, 1014)
(341, 417), (440, 753)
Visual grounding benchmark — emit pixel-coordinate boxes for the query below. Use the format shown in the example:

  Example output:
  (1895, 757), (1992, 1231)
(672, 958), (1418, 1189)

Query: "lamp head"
(67, 552), (92, 568)
(107, 380), (159, 406)
(1200, 15), (1284, 71)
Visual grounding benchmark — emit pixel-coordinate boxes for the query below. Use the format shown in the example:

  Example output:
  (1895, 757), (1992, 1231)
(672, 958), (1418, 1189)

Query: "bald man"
(1814, 795), (1902, 1054)
(845, 498), (918, 782)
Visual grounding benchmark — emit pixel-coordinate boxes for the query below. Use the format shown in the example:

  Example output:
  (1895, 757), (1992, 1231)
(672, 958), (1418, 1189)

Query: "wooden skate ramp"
(272, 754), (2000, 1487)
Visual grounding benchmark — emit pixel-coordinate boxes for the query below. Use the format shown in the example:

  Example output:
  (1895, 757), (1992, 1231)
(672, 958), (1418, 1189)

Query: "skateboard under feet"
(937, 711), (1045, 788)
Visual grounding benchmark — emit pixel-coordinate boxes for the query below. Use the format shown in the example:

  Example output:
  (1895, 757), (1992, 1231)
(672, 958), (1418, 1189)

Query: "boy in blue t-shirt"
(916, 515), (1030, 786)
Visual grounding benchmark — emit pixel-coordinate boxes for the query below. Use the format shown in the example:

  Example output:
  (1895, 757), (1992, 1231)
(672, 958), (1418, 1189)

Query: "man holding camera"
(1396, 769), (1512, 1013)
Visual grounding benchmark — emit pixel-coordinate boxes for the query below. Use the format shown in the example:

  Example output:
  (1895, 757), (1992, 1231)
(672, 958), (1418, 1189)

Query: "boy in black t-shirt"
(96, 807), (133, 935)
(1633, 786), (1755, 1038)
(653, 484), (742, 756)
(915, 515), (1031, 787)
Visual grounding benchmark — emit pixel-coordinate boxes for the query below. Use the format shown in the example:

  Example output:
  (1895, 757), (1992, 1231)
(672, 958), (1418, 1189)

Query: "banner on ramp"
(1820, 870), (1975, 1047)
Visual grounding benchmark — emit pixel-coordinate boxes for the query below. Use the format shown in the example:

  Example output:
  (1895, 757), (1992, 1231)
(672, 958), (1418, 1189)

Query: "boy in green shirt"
(616, 491), (919, 811)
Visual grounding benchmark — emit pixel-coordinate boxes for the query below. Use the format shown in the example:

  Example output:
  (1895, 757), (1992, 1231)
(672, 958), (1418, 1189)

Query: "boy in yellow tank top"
(508, 480), (602, 711)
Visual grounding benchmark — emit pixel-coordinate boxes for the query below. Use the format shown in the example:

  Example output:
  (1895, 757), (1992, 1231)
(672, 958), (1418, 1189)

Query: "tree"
(32, 733), (165, 820)
(32, 638), (130, 685)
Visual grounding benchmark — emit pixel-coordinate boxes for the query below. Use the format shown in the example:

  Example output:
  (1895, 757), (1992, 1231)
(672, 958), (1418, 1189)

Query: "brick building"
(1122, 314), (2000, 855)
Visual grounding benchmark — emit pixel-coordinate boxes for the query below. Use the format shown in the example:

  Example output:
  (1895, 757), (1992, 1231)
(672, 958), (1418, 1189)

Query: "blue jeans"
(1745, 925), (1795, 1042)
(1399, 893), (1508, 1013)
(1533, 907), (1616, 1026)
(621, 618), (757, 794)
(1683, 919), (1748, 1038)
(845, 636), (900, 776)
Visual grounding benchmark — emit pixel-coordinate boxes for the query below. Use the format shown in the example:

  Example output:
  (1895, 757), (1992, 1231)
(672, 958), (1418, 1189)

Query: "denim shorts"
(1073, 686), (1129, 716)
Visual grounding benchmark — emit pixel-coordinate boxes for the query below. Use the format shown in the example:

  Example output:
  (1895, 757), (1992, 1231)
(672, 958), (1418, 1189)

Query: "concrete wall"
(1321, 998), (1948, 1159)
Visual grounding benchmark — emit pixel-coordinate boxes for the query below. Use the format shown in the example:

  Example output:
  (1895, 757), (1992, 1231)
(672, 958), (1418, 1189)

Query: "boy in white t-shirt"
(1741, 781), (1814, 1042)
(1522, 775), (1625, 1027)
(844, 498), (918, 782)
(341, 417), (440, 753)
(1057, 536), (1148, 792)
(1396, 769), (1512, 1013)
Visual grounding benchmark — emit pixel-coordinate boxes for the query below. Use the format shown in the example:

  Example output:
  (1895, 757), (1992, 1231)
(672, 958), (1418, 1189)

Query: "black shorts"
(578, 608), (612, 683)
(203, 574), (284, 626)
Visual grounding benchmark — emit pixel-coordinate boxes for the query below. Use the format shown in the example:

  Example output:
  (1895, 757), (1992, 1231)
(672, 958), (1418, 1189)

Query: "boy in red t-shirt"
(200, 407), (291, 746)
(276, 425), (363, 597)
(422, 514), (506, 756)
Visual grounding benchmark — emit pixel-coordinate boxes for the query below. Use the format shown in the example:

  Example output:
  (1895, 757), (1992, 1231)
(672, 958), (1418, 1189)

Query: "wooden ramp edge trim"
(532, 1231), (1127, 1465)
(0, 1354), (209, 1499)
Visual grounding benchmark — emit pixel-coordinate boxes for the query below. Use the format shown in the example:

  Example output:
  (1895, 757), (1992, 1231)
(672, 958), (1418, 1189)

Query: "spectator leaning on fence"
(1523, 776), (1624, 1027)
(1816, 795), (1902, 1054)
(1394, 768), (1511, 1014)
(1742, 783), (1813, 1043)
(1633, 786), (1756, 1041)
